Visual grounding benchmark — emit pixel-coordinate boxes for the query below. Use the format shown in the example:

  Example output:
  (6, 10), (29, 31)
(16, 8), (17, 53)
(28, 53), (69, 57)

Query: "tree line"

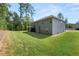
(0, 3), (70, 31)
(0, 3), (35, 31)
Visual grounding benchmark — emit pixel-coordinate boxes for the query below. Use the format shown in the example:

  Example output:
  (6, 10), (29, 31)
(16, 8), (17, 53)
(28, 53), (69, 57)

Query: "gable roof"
(33, 15), (65, 23)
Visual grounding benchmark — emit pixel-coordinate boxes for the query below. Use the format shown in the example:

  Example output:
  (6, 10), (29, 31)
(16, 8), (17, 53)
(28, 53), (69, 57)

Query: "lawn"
(8, 30), (79, 56)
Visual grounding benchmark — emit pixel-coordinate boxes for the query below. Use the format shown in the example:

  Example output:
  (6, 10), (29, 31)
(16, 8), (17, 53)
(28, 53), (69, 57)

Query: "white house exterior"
(31, 15), (65, 35)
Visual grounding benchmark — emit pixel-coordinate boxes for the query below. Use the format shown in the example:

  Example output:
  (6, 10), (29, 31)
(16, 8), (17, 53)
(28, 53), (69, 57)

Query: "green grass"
(8, 30), (79, 56)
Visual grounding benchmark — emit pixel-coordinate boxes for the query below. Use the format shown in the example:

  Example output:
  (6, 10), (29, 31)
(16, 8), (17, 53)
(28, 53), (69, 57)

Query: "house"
(31, 15), (65, 35)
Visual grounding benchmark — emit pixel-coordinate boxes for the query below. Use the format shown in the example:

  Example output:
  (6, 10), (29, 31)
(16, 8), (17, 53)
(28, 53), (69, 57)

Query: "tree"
(7, 12), (21, 31)
(23, 3), (34, 20)
(19, 3), (25, 30)
(23, 16), (31, 30)
(12, 12), (20, 30)
(0, 3), (10, 30)
(23, 3), (35, 31)
(57, 13), (64, 20)
(6, 11), (14, 30)
(65, 18), (68, 28)
(18, 3), (35, 31)
(0, 3), (35, 31)
(19, 3), (24, 20)
(65, 18), (68, 24)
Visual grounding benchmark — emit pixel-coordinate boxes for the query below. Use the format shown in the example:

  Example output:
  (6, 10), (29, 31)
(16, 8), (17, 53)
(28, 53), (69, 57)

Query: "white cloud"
(69, 7), (79, 11)
(33, 3), (79, 23)
(34, 4), (63, 20)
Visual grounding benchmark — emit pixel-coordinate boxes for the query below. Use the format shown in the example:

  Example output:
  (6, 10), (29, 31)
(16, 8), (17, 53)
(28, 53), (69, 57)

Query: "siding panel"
(52, 19), (65, 35)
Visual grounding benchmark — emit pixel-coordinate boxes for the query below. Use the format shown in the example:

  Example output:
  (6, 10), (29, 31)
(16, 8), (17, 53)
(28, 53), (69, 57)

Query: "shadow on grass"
(23, 32), (51, 39)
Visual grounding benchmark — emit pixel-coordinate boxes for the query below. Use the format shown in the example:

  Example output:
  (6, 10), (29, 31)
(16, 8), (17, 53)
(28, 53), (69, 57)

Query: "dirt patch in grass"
(0, 30), (9, 55)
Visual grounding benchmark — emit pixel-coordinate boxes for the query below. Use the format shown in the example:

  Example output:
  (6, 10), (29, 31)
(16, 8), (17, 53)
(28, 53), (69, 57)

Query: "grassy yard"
(8, 30), (79, 56)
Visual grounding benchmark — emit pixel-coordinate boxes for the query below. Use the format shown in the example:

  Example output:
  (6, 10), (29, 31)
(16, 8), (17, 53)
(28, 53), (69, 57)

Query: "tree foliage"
(0, 3), (10, 30)
(5, 3), (35, 31)
(18, 3), (35, 31)
(57, 13), (64, 20)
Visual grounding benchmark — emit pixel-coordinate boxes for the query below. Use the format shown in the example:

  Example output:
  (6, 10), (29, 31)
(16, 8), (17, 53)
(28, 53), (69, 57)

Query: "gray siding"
(35, 19), (52, 34)
(32, 17), (65, 35)
(52, 18), (65, 35)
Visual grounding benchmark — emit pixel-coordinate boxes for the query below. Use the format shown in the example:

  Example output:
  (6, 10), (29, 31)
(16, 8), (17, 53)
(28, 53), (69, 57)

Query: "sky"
(9, 3), (79, 24)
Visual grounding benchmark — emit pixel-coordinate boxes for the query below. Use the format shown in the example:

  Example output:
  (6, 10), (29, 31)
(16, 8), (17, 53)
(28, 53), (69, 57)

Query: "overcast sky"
(10, 3), (79, 24)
